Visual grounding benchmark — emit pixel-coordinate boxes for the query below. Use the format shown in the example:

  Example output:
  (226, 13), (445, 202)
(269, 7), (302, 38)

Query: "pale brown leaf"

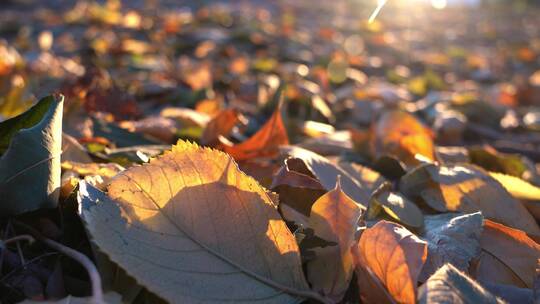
(79, 140), (327, 304)
(307, 178), (362, 301)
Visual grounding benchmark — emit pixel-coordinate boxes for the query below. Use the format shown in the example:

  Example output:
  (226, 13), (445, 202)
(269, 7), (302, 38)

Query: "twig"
(13, 221), (104, 304)
(1, 235), (35, 247)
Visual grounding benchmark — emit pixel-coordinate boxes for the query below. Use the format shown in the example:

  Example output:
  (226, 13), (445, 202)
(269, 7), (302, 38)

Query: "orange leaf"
(201, 109), (240, 146)
(372, 110), (434, 166)
(352, 221), (427, 304)
(223, 107), (288, 161)
(474, 220), (540, 288)
(307, 178), (362, 301)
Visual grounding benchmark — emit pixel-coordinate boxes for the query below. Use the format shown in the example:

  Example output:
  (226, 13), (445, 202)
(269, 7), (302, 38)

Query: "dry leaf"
(307, 178), (362, 301)
(490, 172), (540, 201)
(223, 106), (289, 161)
(372, 110), (435, 166)
(61, 161), (124, 179)
(419, 212), (483, 282)
(119, 116), (180, 143)
(159, 107), (211, 127)
(352, 220), (427, 304)
(79, 140), (326, 304)
(367, 183), (424, 228)
(281, 145), (371, 208)
(201, 109), (241, 146)
(474, 220), (540, 288)
(399, 164), (540, 235)
(271, 158), (326, 216)
(418, 264), (505, 304)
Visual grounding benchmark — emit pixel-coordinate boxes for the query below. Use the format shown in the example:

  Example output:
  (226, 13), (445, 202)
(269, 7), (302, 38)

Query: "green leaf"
(0, 96), (53, 155)
(0, 95), (63, 215)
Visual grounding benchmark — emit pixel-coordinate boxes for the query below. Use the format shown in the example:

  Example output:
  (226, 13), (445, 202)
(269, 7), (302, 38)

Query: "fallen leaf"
(61, 161), (124, 179)
(469, 146), (527, 177)
(474, 220), (540, 288)
(419, 212), (483, 282)
(201, 109), (241, 146)
(490, 172), (540, 201)
(78, 140), (326, 304)
(61, 133), (92, 163)
(307, 178), (362, 301)
(0, 95), (63, 215)
(223, 106), (289, 161)
(399, 163), (540, 235)
(367, 183), (424, 228)
(92, 117), (161, 148)
(418, 264), (505, 304)
(372, 110), (435, 166)
(281, 145), (371, 208)
(271, 158), (326, 219)
(120, 116), (180, 143)
(159, 107), (211, 128)
(352, 220), (427, 304)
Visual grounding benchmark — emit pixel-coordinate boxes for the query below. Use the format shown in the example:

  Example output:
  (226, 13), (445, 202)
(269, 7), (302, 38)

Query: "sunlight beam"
(368, 0), (388, 24)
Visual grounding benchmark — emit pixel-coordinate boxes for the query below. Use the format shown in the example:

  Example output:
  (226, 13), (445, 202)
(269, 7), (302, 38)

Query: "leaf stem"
(0, 234), (35, 247)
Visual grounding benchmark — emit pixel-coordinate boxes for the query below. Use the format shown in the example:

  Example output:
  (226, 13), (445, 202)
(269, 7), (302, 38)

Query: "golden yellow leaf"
(489, 172), (540, 201)
(372, 110), (435, 166)
(79, 140), (327, 304)
(61, 161), (124, 179)
(352, 221), (427, 304)
(307, 178), (362, 301)
(223, 107), (289, 161)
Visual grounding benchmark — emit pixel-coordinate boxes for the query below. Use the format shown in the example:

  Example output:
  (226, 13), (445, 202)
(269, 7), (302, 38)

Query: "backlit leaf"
(352, 220), (427, 304)
(79, 140), (326, 304)
(223, 106), (288, 161)
(372, 110), (435, 166)
(307, 178), (362, 301)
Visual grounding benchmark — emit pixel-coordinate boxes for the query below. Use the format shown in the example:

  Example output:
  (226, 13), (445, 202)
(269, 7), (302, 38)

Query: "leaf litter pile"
(0, 0), (540, 303)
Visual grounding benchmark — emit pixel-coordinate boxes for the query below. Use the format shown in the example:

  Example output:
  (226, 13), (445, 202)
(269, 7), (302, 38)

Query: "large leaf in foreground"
(78, 141), (324, 304)
(0, 95), (63, 215)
